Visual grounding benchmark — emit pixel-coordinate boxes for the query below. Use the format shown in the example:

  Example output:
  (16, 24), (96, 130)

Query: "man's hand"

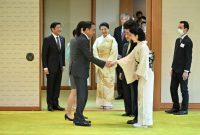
(44, 68), (49, 75)
(105, 61), (117, 67)
(182, 71), (189, 81)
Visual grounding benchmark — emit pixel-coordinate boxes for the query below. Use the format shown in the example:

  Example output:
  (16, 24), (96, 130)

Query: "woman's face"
(125, 29), (138, 42)
(100, 26), (109, 37)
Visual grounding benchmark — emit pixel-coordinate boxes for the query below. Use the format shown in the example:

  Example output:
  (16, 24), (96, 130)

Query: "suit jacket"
(114, 25), (128, 55)
(172, 35), (193, 73)
(42, 34), (65, 73)
(70, 34), (106, 78)
(120, 42), (137, 79)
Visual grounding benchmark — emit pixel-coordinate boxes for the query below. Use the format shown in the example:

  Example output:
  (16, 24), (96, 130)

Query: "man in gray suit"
(70, 21), (110, 126)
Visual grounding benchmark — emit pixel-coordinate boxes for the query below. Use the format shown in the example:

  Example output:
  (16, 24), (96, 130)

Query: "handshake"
(105, 61), (117, 68)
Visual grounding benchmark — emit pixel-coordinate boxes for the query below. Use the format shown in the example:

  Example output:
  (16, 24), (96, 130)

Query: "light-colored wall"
(44, 0), (91, 86)
(161, 0), (200, 103)
(96, 0), (119, 37)
(133, 0), (146, 18)
(0, 0), (40, 107)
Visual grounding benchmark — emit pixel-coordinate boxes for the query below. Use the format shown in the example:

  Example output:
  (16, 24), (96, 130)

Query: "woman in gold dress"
(93, 22), (118, 109)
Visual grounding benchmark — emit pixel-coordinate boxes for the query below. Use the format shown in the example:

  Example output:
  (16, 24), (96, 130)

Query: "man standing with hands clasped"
(165, 21), (193, 115)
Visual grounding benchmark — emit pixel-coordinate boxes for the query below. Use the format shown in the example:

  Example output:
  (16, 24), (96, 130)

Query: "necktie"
(121, 30), (125, 41)
(56, 36), (61, 50)
(126, 43), (131, 54)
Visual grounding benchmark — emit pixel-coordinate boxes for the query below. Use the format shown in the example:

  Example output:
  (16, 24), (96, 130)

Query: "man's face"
(137, 13), (142, 19)
(52, 24), (61, 35)
(178, 23), (187, 33)
(121, 16), (129, 25)
(86, 24), (96, 38)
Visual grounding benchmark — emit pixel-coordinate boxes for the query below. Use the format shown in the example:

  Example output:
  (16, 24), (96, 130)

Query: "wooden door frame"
(119, 0), (162, 110)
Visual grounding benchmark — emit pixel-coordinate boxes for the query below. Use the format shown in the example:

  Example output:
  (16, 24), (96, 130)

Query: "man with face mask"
(165, 21), (193, 115)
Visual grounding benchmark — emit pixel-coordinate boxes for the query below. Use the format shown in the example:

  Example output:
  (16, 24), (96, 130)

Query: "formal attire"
(118, 41), (154, 127)
(114, 25), (128, 98)
(70, 33), (105, 124)
(42, 33), (65, 110)
(93, 34), (118, 108)
(120, 42), (138, 116)
(170, 34), (193, 112)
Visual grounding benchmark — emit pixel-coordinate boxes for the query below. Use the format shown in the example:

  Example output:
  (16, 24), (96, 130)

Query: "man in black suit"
(70, 21), (110, 126)
(119, 36), (138, 118)
(165, 21), (193, 115)
(114, 13), (130, 100)
(42, 22), (65, 111)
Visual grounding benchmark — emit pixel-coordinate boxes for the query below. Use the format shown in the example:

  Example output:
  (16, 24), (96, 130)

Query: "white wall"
(96, 0), (119, 37)
(44, 0), (91, 86)
(161, 0), (200, 103)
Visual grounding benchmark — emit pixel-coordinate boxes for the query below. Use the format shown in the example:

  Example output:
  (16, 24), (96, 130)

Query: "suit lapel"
(51, 35), (59, 52)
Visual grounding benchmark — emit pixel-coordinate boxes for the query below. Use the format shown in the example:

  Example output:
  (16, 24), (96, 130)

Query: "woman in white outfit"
(111, 20), (154, 128)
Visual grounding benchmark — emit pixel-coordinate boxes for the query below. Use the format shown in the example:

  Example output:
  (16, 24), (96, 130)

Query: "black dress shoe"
(115, 96), (123, 100)
(47, 106), (54, 111)
(53, 106), (65, 111)
(127, 119), (137, 124)
(121, 113), (130, 116)
(129, 114), (135, 117)
(64, 114), (73, 121)
(173, 110), (188, 115)
(165, 108), (179, 114)
(73, 120), (91, 126)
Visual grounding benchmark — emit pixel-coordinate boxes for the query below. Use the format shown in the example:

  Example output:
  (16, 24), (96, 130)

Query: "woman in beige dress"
(111, 20), (154, 128)
(93, 22), (118, 109)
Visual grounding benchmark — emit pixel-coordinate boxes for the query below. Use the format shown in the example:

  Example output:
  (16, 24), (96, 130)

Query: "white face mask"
(178, 28), (184, 36)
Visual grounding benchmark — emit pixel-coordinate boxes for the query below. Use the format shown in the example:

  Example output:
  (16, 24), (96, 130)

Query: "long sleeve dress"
(117, 41), (154, 126)
(93, 34), (118, 108)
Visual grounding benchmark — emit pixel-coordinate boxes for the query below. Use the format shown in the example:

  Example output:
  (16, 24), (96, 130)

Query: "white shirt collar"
(82, 32), (90, 40)
(52, 33), (60, 39)
(121, 26), (124, 33)
(180, 33), (187, 39)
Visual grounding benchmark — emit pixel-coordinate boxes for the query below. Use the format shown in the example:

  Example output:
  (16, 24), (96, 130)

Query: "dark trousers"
(116, 66), (123, 97)
(132, 81), (138, 119)
(122, 78), (138, 117)
(46, 69), (62, 107)
(170, 70), (189, 110)
(73, 76), (88, 120)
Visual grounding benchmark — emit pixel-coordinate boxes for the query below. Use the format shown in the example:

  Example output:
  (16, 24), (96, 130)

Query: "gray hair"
(120, 13), (130, 19)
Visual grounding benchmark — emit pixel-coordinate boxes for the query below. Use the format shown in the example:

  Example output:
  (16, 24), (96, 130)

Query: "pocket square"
(180, 43), (185, 48)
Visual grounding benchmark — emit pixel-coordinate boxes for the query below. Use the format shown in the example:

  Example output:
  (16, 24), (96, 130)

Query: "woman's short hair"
(99, 22), (109, 29)
(124, 19), (145, 41)
(130, 27), (146, 41)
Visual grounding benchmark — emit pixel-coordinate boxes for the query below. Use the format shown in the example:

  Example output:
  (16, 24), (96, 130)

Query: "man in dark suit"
(70, 21), (110, 126)
(165, 21), (193, 115)
(42, 22), (65, 111)
(114, 13), (130, 100)
(119, 36), (138, 119)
